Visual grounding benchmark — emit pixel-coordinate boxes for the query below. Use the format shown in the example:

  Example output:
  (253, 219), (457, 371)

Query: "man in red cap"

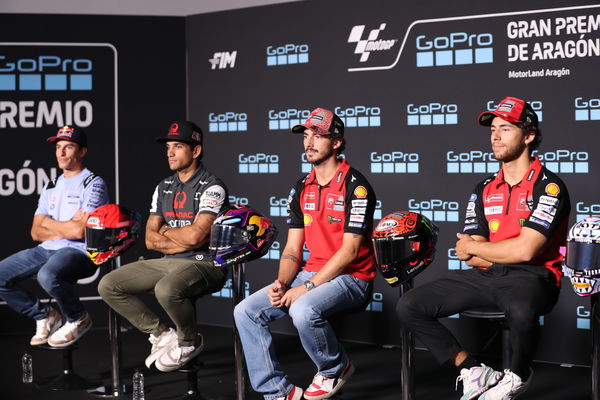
(396, 97), (571, 399)
(234, 108), (377, 400)
(0, 125), (109, 347)
(99, 121), (229, 372)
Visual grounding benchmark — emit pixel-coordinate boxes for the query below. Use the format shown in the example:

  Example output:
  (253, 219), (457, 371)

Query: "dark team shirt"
(463, 157), (571, 284)
(149, 163), (228, 261)
(287, 158), (376, 281)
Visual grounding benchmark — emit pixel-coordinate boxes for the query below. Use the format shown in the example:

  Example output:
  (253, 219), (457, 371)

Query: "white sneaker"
(155, 334), (204, 372)
(456, 363), (504, 400)
(145, 328), (177, 368)
(303, 362), (354, 400)
(31, 308), (63, 346)
(275, 386), (303, 400)
(478, 369), (530, 400)
(48, 311), (92, 347)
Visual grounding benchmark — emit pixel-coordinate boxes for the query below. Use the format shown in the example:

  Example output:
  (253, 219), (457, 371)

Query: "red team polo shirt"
(287, 159), (376, 282)
(463, 157), (571, 285)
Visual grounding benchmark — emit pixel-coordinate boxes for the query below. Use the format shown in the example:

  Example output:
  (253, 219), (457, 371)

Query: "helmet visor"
(86, 227), (119, 252)
(210, 225), (248, 251)
(566, 241), (600, 271)
(373, 237), (420, 267)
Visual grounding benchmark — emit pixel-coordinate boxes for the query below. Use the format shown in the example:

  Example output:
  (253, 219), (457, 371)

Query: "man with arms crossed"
(99, 121), (229, 372)
(396, 97), (570, 400)
(234, 108), (376, 400)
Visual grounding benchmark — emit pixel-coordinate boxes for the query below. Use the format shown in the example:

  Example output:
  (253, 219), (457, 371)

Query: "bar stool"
(460, 308), (512, 370)
(35, 343), (99, 390)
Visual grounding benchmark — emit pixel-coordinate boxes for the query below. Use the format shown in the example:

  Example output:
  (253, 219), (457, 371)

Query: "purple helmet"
(209, 205), (278, 267)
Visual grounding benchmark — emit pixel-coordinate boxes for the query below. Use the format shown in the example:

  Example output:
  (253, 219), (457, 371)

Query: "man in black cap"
(0, 125), (109, 347)
(99, 121), (229, 371)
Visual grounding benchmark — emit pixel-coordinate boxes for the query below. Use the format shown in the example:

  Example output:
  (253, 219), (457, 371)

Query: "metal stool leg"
(232, 263), (246, 400)
(36, 344), (99, 390)
(400, 280), (415, 400)
(592, 294), (600, 400)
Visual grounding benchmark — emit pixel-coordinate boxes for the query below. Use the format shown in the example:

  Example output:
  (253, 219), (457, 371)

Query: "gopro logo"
(238, 153), (279, 174)
(576, 201), (600, 222)
(416, 32), (493, 67)
(533, 149), (589, 173)
(408, 198), (460, 222)
(266, 44), (309, 66)
(447, 248), (469, 270)
(208, 51), (237, 70)
(407, 103), (458, 125)
(487, 100), (543, 121)
(0, 55), (93, 91)
(575, 97), (600, 121)
(370, 151), (419, 173)
(447, 151), (499, 174)
(212, 279), (250, 299)
(347, 23), (397, 63)
(269, 196), (288, 217)
(268, 108), (311, 130)
(334, 105), (381, 127)
(365, 292), (384, 312)
(263, 241), (281, 260)
(374, 200), (383, 220)
(301, 153), (312, 174)
(208, 112), (248, 132)
(576, 305), (591, 330)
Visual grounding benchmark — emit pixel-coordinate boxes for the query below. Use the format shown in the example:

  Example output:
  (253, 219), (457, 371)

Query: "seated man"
(98, 121), (229, 372)
(0, 125), (109, 347)
(234, 108), (376, 400)
(396, 97), (571, 400)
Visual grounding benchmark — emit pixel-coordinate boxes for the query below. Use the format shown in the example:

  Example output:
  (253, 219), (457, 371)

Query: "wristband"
(160, 225), (171, 235)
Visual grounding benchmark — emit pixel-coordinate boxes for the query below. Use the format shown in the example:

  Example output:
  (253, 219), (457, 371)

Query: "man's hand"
(268, 280), (287, 307)
(71, 208), (87, 222)
(455, 233), (475, 261)
(280, 285), (307, 308)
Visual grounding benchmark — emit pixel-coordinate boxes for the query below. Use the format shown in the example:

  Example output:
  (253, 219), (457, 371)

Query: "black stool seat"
(33, 343), (99, 390)
(461, 308), (506, 319)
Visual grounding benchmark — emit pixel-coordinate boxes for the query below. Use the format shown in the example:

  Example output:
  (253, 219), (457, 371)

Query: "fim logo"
(268, 108), (311, 130)
(576, 305), (591, 330)
(365, 292), (384, 312)
(347, 23), (397, 62)
(534, 150), (589, 174)
(447, 248), (469, 270)
(335, 106), (381, 127)
(487, 100), (543, 121)
(208, 51), (237, 70)
(416, 32), (493, 67)
(238, 153), (279, 174)
(0, 55), (92, 91)
(407, 102), (458, 125)
(269, 196), (288, 217)
(447, 150), (499, 174)
(266, 44), (309, 66)
(408, 198), (459, 222)
(370, 151), (419, 173)
(575, 97), (600, 121)
(576, 201), (600, 222)
(208, 112), (247, 132)
(263, 241), (281, 260)
(212, 279), (250, 299)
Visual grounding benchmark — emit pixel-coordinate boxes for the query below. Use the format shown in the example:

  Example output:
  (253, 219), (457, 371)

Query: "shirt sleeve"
(343, 172), (376, 235)
(149, 184), (162, 217)
(197, 184), (227, 216)
(462, 183), (488, 238)
(81, 176), (110, 212)
(286, 180), (304, 229)
(524, 177), (570, 238)
(34, 182), (51, 215)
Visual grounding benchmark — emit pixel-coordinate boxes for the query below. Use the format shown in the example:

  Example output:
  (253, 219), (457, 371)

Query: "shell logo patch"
(354, 186), (367, 198)
(303, 214), (313, 226)
(545, 183), (560, 197)
(489, 219), (500, 233)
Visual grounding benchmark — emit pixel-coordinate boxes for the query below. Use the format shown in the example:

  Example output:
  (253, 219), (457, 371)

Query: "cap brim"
(46, 136), (83, 145)
(477, 111), (521, 126)
(156, 137), (201, 145)
(291, 124), (331, 135)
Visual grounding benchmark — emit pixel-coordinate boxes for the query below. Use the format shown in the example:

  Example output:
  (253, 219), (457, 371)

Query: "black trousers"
(396, 264), (560, 373)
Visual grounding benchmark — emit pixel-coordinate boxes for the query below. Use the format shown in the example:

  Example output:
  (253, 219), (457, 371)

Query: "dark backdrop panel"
(0, 14), (186, 333)
(188, 0), (600, 365)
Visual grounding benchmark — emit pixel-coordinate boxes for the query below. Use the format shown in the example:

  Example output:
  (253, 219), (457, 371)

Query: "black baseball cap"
(156, 121), (203, 146)
(46, 125), (88, 147)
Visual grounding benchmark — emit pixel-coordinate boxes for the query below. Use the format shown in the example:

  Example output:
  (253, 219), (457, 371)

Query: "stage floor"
(0, 324), (591, 399)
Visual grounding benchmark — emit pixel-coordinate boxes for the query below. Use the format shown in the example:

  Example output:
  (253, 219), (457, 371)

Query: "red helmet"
(85, 204), (141, 265)
(372, 211), (438, 286)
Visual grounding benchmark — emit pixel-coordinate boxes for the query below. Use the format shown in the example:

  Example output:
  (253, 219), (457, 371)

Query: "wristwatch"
(303, 280), (316, 291)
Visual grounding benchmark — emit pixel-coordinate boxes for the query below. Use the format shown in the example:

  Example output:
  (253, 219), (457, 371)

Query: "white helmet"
(564, 216), (600, 296)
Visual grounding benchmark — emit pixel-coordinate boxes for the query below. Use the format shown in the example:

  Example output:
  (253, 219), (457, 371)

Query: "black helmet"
(372, 211), (438, 286)
(209, 205), (278, 267)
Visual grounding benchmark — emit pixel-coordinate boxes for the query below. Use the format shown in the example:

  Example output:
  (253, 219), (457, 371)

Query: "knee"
(505, 303), (538, 328)
(289, 303), (320, 329)
(233, 300), (249, 324)
(396, 292), (421, 324)
(36, 267), (57, 290)
(98, 273), (120, 299)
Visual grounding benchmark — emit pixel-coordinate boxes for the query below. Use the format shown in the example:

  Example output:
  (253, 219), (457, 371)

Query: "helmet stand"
(593, 293), (600, 400)
(232, 262), (246, 400)
(400, 279), (415, 400)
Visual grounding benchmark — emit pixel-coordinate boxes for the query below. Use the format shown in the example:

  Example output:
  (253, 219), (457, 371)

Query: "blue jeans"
(0, 246), (97, 322)
(233, 269), (371, 399)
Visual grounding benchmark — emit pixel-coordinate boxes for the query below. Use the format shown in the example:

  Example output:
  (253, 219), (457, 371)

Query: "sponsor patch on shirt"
(464, 224), (479, 230)
(532, 209), (554, 223)
(529, 216), (550, 229)
(327, 216), (342, 223)
(350, 215), (365, 223)
(326, 194), (344, 212)
(545, 183), (560, 196)
(539, 195), (559, 206)
(489, 219), (500, 232)
(354, 186), (368, 198)
(304, 203), (316, 210)
(348, 222), (365, 228)
(536, 204), (557, 216)
(351, 207), (366, 214)
(466, 211), (476, 218)
(303, 214), (313, 226)
(484, 206), (503, 215)
(469, 193), (477, 202)
(352, 199), (368, 207)
(485, 194), (504, 203)
(199, 185), (225, 213)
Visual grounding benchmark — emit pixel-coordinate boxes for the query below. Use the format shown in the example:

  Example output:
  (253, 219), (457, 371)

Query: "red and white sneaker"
(275, 386), (303, 400)
(304, 362), (355, 400)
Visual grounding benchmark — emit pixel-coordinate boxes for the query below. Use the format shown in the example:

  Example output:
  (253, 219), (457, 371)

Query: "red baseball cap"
(291, 108), (344, 136)
(46, 125), (88, 147)
(478, 97), (539, 127)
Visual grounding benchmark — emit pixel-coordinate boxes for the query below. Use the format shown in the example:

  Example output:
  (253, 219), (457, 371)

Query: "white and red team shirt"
(287, 158), (376, 282)
(463, 157), (571, 285)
